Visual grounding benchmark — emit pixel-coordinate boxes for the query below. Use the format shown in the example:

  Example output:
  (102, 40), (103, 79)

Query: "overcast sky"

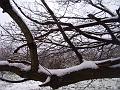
(0, 0), (57, 25)
(0, 0), (34, 24)
(0, 0), (120, 25)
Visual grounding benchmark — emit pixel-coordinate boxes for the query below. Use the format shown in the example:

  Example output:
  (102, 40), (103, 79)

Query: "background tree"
(0, 0), (120, 89)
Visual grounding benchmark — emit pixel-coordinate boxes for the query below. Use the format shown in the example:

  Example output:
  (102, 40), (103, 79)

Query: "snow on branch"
(0, 57), (120, 89)
(48, 61), (98, 76)
(0, 61), (31, 71)
(41, 57), (120, 77)
(38, 57), (120, 89)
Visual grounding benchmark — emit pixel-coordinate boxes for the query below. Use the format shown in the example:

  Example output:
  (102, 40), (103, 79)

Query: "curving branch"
(13, 44), (28, 53)
(0, 0), (39, 72)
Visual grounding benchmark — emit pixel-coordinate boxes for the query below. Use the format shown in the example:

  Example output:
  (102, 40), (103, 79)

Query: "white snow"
(0, 80), (42, 90)
(110, 64), (120, 68)
(110, 57), (120, 62)
(108, 57), (120, 68)
(9, 63), (31, 71)
(0, 61), (9, 65)
(0, 78), (119, 90)
(95, 57), (120, 64)
(48, 61), (98, 76)
(0, 61), (31, 71)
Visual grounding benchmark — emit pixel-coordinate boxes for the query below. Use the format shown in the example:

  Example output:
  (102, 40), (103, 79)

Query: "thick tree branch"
(0, 57), (120, 89)
(0, 0), (120, 89)
(0, 0), (39, 72)
(39, 57), (120, 89)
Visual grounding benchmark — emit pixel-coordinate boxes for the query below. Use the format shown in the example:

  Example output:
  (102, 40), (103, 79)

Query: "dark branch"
(0, 78), (29, 83)
(41, 0), (83, 63)
(88, 14), (120, 45)
(88, 0), (115, 16)
(0, 0), (39, 72)
(14, 44), (27, 53)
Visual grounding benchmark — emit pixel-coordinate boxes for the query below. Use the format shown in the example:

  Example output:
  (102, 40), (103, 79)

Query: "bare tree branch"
(88, 14), (120, 45)
(41, 0), (83, 63)
(88, 0), (115, 16)
(0, 0), (120, 89)
(0, 0), (39, 72)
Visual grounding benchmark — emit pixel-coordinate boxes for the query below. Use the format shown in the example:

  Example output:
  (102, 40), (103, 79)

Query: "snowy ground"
(0, 80), (42, 90)
(0, 78), (120, 90)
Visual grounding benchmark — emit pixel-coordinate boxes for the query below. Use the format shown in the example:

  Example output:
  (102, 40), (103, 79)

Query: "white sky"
(0, 0), (34, 24)
(0, 0), (56, 25)
(0, 9), (12, 24)
(0, 0), (120, 25)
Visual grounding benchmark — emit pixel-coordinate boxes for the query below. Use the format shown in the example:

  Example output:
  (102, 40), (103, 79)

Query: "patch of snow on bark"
(9, 63), (31, 71)
(0, 61), (9, 65)
(49, 61), (98, 76)
(110, 64), (120, 68)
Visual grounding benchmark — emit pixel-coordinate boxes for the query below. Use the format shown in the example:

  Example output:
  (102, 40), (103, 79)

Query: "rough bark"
(0, 57), (120, 89)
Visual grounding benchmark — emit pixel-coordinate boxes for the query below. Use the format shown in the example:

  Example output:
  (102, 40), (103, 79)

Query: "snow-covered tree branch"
(0, 0), (120, 89)
(0, 57), (120, 89)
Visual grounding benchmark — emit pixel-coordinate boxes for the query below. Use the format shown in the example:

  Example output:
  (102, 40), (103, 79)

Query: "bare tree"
(0, 0), (120, 89)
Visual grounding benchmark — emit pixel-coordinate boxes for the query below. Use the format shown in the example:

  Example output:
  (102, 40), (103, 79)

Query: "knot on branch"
(0, 0), (12, 13)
